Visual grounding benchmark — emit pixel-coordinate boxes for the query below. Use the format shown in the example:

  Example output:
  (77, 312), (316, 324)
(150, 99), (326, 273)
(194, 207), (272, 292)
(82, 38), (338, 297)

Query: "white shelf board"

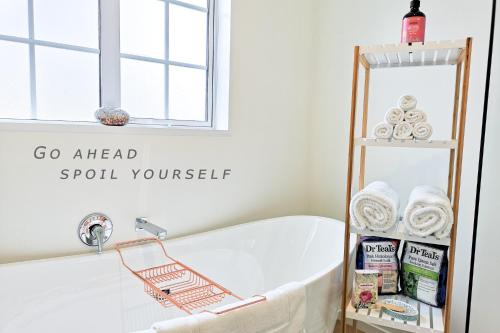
(360, 40), (466, 69)
(355, 138), (458, 149)
(351, 222), (451, 246)
(346, 295), (444, 333)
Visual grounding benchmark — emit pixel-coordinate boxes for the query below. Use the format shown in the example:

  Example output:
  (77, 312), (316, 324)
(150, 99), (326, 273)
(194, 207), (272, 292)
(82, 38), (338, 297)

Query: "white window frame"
(101, 0), (216, 128)
(0, 0), (231, 131)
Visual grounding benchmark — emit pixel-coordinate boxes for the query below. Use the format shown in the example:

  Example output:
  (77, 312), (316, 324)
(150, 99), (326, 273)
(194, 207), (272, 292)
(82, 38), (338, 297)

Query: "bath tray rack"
(116, 238), (249, 314)
(340, 38), (473, 333)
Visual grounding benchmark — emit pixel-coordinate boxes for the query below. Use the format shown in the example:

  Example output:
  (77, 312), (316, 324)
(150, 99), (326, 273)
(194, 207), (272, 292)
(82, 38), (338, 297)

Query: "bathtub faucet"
(135, 217), (167, 240)
(77, 213), (113, 255)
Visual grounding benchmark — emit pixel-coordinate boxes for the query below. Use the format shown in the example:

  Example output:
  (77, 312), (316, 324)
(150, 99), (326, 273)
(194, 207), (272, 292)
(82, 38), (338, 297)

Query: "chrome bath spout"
(135, 218), (167, 240)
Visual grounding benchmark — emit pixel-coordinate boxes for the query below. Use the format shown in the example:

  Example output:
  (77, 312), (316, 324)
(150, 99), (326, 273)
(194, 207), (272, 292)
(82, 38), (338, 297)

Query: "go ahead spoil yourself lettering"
(33, 146), (232, 181)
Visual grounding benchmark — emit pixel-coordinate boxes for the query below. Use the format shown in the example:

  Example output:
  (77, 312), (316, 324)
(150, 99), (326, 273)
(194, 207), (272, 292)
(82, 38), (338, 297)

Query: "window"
(0, 0), (100, 121)
(0, 0), (229, 128)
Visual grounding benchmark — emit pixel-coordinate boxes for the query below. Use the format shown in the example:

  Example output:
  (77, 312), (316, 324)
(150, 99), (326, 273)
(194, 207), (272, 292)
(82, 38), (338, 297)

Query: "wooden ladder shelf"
(340, 38), (472, 333)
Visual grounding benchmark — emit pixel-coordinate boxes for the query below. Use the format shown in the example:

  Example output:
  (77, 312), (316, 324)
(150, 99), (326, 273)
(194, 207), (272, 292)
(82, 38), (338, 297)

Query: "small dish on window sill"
(95, 107), (130, 126)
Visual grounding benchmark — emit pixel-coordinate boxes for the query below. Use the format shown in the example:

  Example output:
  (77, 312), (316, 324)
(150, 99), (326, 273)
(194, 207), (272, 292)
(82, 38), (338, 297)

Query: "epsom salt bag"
(356, 237), (400, 295)
(401, 241), (448, 307)
(352, 270), (378, 309)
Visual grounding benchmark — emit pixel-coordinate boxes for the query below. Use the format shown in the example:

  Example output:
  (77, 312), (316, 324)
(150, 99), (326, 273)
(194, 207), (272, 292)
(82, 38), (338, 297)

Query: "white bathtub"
(0, 216), (354, 333)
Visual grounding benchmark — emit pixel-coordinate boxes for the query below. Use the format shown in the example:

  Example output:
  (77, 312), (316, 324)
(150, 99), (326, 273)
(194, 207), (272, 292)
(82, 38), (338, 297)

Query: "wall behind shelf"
(469, 1), (499, 331)
(310, 0), (493, 332)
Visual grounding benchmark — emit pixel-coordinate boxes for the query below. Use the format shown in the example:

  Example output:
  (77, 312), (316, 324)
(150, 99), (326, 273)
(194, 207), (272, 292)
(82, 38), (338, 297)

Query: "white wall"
(469, 1), (499, 332)
(310, 1), (492, 332)
(0, 0), (313, 263)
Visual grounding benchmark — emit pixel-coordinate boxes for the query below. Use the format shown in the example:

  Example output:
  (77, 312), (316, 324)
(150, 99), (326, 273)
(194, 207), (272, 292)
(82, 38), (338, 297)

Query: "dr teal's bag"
(356, 236), (400, 295)
(401, 241), (448, 307)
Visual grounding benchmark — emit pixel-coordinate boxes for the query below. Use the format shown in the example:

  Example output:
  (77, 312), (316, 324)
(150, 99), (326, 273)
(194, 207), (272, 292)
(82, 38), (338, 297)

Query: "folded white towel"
(403, 186), (454, 238)
(393, 122), (414, 140)
(350, 181), (400, 232)
(373, 122), (394, 139)
(413, 122), (433, 140)
(384, 107), (405, 126)
(398, 95), (418, 111)
(404, 109), (427, 124)
(151, 282), (306, 333)
(151, 314), (202, 333)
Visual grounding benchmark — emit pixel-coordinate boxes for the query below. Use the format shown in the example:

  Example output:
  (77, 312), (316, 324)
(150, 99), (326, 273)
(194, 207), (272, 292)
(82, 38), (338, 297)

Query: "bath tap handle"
(90, 224), (105, 254)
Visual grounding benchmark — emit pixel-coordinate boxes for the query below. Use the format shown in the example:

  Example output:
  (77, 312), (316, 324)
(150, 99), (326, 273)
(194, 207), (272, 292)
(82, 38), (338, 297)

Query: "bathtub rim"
(167, 215), (353, 286)
(0, 215), (353, 287)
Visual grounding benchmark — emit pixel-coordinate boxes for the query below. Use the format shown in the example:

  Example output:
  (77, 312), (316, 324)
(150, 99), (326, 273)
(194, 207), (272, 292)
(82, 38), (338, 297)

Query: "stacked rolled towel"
(398, 95), (418, 111)
(373, 107), (403, 140)
(385, 107), (405, 126)
(404, 109), (427, 124)
(373, 95), (434, 141)
(350, 181), (400, 232)
(403, 185), (454, 239)
(413, 122), (433, 140)
(373, 122), (393, 139)
(393, 122), (414, 140)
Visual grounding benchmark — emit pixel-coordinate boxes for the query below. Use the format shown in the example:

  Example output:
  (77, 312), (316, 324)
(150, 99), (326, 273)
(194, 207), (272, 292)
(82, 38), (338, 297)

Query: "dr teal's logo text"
(409, 245), (440, 260)
(33, 146), (232, 181)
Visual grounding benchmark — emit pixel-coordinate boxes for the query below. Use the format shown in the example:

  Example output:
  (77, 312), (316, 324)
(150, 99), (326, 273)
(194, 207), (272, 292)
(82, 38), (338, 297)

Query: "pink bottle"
(401, 0), (426, 44)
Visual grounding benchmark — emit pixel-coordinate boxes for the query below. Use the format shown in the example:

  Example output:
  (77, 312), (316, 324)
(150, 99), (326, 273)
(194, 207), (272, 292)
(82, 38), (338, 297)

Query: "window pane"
(0, 0), (28, 37)
(120, 0), (165, 59)
(169, 4), (207, 66)
(169, 66), (206, 121)
(177, 0), (208, 9)
(35, 46), (99, 121)
(34, 0), (98, 48)
(121, 58), (165, 119)
(0, 41), (31, 119)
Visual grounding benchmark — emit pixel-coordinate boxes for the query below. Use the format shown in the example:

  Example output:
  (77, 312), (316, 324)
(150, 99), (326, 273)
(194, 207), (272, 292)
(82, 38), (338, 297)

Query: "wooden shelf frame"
(340, 38), (473, 333)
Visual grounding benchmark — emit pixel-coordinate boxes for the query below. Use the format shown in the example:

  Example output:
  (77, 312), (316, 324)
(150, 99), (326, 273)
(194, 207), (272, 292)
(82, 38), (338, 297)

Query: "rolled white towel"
(393, 121), (414, 140)
(373, 122), (394, 139)
(384, 107), (405, 126)
(413, 122), (433, 140)
(404, 109), (427, 124)
(403, 186), (454, 238)
(398, 95), (418, 111)
(350, 181), (400, 232)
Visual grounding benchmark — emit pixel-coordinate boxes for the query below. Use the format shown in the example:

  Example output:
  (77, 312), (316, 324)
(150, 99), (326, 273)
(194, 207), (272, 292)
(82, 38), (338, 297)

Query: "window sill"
(0, 119), (231, 136)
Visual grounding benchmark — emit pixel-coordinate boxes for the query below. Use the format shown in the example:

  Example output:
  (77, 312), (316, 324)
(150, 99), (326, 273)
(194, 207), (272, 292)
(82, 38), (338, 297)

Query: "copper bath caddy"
(116, 238), (255, 314)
